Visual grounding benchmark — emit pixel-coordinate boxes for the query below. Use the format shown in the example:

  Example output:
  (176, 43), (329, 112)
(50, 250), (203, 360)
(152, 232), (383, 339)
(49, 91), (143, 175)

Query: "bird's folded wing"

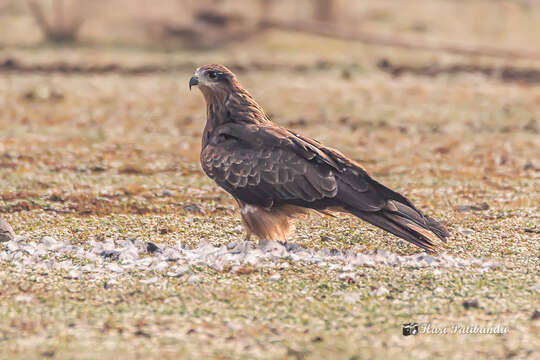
(202, 140), (337, 207)
(201, 123), (386, 212)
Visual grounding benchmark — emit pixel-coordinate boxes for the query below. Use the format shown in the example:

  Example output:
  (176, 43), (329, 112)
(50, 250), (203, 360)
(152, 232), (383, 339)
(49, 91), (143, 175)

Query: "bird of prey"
(189, 64), (449, 252)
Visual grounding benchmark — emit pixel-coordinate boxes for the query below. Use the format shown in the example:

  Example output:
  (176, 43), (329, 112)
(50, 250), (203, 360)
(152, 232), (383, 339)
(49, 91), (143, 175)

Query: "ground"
(0, 1), (540, 359)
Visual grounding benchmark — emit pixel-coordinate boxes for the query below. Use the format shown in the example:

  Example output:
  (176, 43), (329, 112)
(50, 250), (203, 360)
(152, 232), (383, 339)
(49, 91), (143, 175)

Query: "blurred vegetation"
(0, 0), (539, 53)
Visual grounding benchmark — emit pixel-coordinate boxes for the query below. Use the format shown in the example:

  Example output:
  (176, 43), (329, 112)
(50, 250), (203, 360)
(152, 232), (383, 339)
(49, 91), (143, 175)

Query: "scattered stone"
(258, 240), (287, 257)
(455, 202), (489, 212)
(228, 241), (251, 254)
(284, 243), (301, 252)
(369, 286), (389, 297)
(146, 242), (159, 253)
(103, 280), (116, 290)
(134, 329), (151, 338)
(40, 236), (62, 250)
(418, 254), (436, 265)
(161, 189), (175, 197)
(5, 241), (18, 252)
(81, 264), (95, 273)
(184, 204), (203, 213)
(65, 270), (81, 280)
(153, 261), (169, 272)
(343, 292), (362, 304)
(0, 218), (15, 242)
(462, 299), (479, 310)
(162, 247), (180, 261)
(269, 273), (281, 281)
(231, 226), (243, 233)
(338, 272), (356, 284)
(188, 275), (201, 284)
(279, 262), (290, 269)
(107, 263), (123, 273)
(312, 336), (323, 343)
(459, 228), (475, 236)
(15, 294), (33, 303)
(41, 350), (55, 358)
(140, 277), (159, 284)
(434, 287), (445, 295)
(167, 266), (188, 278)
(137, 257), (153, 268)
(286, 348), (307, 360)
(532, 283), (540, 293)
(523, 161), (535, 171)
(532, 310), (540, 320)
(523, 118), (538, 133)
(100, 250), (120, 260)
(0, 236), (500, 280)
(234, 264), (257, 275)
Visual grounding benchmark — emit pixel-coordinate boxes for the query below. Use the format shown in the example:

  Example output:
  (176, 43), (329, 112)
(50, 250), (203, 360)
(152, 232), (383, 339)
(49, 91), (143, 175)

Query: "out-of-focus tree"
(26, 0), (84, 43)
(0, 0), (11, 12)
(313, 0), (338, 22)
(144, 0), (263, 49)
(258, 0), (273, 25)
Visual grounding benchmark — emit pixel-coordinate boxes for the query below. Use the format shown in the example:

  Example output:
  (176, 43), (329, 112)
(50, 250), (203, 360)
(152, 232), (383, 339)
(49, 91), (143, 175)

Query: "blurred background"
(1, 0), (540, 51)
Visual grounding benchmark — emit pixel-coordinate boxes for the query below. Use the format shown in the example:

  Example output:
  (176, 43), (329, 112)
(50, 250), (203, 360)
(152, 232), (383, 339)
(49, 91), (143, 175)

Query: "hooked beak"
(189, 76), (199, 90)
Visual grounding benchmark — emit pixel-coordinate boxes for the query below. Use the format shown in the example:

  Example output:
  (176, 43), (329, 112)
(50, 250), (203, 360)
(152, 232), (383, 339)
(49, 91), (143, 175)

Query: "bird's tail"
(343, 181), (450, 254)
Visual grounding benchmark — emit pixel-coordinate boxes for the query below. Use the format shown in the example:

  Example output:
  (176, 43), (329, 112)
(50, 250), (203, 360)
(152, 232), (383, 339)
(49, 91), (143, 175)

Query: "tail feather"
(386, 201), (449, 242)
(347, 204), (449, 253)
(425, 215), (450, 240)
(337, 175), (450, 252)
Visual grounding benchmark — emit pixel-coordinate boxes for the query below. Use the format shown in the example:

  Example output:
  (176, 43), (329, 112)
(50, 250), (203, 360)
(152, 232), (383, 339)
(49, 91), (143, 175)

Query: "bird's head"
(189, 64), (238, 98)
(190, 64), (268, 125)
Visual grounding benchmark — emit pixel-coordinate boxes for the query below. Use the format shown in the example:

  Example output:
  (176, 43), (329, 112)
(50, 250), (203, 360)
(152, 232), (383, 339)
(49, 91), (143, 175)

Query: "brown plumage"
(189, 64), (450, 253)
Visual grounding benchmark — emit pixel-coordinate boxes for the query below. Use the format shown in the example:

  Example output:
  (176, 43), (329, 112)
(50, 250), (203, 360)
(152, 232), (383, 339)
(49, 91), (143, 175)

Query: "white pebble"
(369, 286), (389, 297)
(154, 261), (169, 272)
(107, 263), (123, 273)
(338, 272), (356, 282)
(40, 236), (58, 249)
(66, 270), (81, 279)
(434, 287), (445, 295)
(140, 277), (158, 284)
(6, 241), (18, 252)
(81, 264), (96, 273)
(343, 292), (362, 304)
(15, 294), (33, 303)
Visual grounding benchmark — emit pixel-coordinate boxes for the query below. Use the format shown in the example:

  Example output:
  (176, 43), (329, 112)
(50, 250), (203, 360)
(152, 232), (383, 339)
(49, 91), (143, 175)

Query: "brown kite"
(189, 64), (449, 252)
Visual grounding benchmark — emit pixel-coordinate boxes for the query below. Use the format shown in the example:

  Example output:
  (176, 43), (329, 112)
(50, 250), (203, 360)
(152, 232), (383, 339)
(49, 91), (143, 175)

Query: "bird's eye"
(208, 72), (217, 80)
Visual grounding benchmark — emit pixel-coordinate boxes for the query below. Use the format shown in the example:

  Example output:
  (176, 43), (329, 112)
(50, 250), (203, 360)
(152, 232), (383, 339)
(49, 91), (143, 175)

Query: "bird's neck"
(202, 86), (270, 140)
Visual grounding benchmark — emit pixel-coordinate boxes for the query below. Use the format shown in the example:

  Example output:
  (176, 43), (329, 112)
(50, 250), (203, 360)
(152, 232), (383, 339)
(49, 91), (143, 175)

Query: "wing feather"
(201, 123), (386, 212)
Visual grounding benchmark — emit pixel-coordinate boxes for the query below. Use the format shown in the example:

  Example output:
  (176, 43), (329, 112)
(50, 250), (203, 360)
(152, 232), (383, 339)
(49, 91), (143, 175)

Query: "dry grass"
(0, 1), (539, 359)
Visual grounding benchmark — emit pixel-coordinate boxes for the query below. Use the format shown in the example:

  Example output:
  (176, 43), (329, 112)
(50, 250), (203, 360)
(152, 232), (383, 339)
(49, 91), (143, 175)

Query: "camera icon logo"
(403, 323), (419, 336)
